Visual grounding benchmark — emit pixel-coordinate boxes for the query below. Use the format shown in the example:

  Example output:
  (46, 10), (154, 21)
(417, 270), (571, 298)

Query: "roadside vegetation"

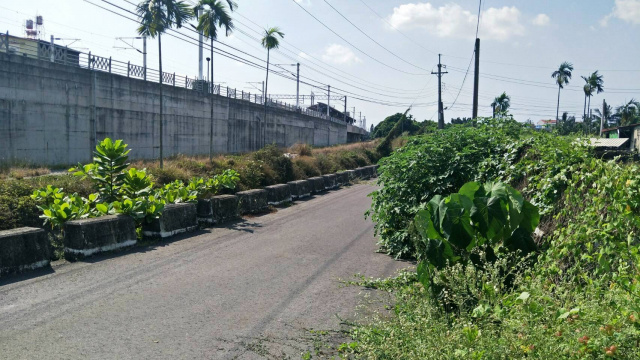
(341, 118), (640, 359)
(0, 141), (377, 236)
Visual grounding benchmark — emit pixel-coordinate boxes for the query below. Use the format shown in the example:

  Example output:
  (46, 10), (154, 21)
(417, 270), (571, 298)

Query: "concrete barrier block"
(345, 170), (357, 182)
(335, 171), (349, 186)
(322, 174), (338, 189)
(197, 195), (240, 225)
(265, 184), (292, 206)
(308, 177), (326, 194)
(365, 165), (376, 178)
(1, 227), (50, 276)
(288, 180), (312, 200)
(143, 203), (198, 238)
(355, 167), (369, 179)
(64, 215), (137, 260)
(237, 189), (269, 214)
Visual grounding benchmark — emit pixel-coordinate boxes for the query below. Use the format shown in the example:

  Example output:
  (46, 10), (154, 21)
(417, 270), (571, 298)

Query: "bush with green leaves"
(32, 138), (240, 233)
(369, 118), (526, 258)
(412, 181), (539, 271)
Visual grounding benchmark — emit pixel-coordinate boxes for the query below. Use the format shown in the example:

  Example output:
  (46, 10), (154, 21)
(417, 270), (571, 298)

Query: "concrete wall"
(0, 53), (348, 165)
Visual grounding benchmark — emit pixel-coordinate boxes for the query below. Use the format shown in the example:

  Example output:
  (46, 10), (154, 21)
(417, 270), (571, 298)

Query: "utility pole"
(327, 85), (331, 117)
(262, 81), (265, 103)
(197, 9), (203, 80)
(296, 63), (300, 108)
(472, 38), (480, 119)
(50, 35), (55, 62)
(600, 99), (606, 136)
(142, 36), (147, 81)
(343, 96), (347, 123)
(431, 54), (448, 129)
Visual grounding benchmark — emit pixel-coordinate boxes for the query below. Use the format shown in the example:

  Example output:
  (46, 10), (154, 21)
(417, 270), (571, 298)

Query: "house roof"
(602, 123), (640, 132)
(589, 138), (629, 148)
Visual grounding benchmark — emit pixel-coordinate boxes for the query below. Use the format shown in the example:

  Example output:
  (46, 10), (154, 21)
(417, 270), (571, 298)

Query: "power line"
(290, 0), (429, 76)
(322, 0), (429, 72)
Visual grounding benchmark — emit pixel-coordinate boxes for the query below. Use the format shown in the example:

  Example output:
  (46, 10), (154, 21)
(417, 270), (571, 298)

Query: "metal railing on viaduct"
(0, 31), (362, 128)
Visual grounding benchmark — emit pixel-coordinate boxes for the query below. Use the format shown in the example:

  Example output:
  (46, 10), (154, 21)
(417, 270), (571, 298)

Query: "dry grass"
(0, 167), (51, 180)
(311, 141), (377, 156)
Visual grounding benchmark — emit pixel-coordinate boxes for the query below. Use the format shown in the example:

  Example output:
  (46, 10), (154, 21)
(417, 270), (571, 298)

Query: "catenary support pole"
(296, 63), (300, 108)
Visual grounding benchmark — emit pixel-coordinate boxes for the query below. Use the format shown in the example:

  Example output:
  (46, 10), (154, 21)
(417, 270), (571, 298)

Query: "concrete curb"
(287, 180), (312, 200)
(265, 184), (292, 206)
(197, 195), (240, 225)
(237, 189), (269, 214)
(143, 203), (198, 239)
(64, 215), (137, 261)
(0, 227), (50, 276)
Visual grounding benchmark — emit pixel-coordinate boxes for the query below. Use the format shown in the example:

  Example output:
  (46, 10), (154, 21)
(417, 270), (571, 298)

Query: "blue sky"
(1, 0), (639, 127)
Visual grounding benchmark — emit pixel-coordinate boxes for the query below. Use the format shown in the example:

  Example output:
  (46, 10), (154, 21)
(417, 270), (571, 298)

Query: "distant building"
(307, 102), (356, 125)
(0, 34), (80, 66)
(535, 119), (556, 130)
(600, 123), (640, 153)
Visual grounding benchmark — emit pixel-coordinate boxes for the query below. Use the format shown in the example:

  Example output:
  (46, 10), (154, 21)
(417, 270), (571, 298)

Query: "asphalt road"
(0, 183), (408, 359)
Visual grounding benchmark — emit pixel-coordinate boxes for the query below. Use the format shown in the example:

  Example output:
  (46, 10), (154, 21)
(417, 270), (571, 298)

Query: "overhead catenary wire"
(93, 0), (436, 107)
(322, 0), (430, 72)
(289, 0), (429, 76)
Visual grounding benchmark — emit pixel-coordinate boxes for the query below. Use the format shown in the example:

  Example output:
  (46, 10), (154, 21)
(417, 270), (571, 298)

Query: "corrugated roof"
(589, 138), (629, 148)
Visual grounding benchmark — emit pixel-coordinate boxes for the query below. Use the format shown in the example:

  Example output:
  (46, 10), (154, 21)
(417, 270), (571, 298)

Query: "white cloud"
(387, 3), (524, 41)
(294, 0), (311, 6)
(601, 0), (640, 26)
(298, 52), (311, 60)
(532, 14), (550, 26)
(321, 44), (361, 65)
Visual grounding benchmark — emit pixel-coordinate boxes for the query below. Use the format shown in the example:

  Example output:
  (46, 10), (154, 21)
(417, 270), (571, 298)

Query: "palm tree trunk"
(209, 38), (214, 161)
(263, 49), (270, 148)
(158, 34), (164, 169)
(556, 85), (561, 121)
(583, 94), (587, 121)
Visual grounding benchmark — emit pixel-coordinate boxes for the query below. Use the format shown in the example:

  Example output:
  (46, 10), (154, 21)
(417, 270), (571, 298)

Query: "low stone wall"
(345, 170), (357, 182)
(0, 227), (50, 276)
(143, 203), (198, 239)
(322, 174), (337, 190)
(336, 171), (350, 186)
(197, 195), (240, 225)
(265, 184), (292, 206)
(288, 180), (312, 200)
(237, 189), (269, 214)
(308, 177), (326, 194)
(64, 215), (137, 260)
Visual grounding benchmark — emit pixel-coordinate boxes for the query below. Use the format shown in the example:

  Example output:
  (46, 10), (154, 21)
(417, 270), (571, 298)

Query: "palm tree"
(615, 99), (640, 126)
(585, 71), (604, 120)
(137, 0), (193, 169)
(193, 0), (236, 160)
(260, 27), (284, 147)
(593, 100), (612, 130)
(491, 92), (511, 118)
(581, 77), (593, 121)
(551, 62), (574, 121)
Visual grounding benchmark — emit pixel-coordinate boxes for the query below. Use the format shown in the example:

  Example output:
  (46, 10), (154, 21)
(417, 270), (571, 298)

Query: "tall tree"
(551, 62), (574, 121)
(585, 71), (604, 120)
(193, 0), (236, 160)
(137, 0), (193, 169)
(260, 27), (284, 148)
(491, 92), (511, 118)
(581, 76), (593, 121)
(615, 99), (640, 126)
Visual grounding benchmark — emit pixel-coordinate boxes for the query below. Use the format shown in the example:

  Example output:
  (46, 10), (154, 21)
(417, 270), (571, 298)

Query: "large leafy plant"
(71, 138), (131, 202)
(412, 181), (539, 271)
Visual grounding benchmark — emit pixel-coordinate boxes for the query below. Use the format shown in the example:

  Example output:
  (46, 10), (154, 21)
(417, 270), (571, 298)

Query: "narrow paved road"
(0, 184), (407, 359)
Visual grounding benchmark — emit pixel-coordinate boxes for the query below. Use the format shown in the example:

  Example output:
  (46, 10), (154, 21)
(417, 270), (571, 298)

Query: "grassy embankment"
(0, 141), (379, 232)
